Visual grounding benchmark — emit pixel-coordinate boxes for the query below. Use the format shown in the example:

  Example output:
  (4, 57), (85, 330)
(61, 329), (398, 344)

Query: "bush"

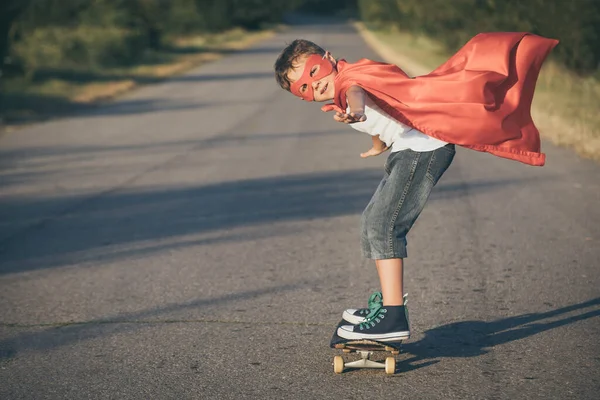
(13, 25), (146, 78)
(5, 0), (303, 80)
(358, 0), (600, 75)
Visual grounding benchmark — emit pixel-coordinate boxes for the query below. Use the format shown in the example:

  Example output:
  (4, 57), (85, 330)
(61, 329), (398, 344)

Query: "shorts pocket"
(426, 145), (455, 185)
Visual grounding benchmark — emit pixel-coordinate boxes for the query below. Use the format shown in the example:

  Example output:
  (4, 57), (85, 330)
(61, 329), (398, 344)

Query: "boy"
(273, 33), (557, 342)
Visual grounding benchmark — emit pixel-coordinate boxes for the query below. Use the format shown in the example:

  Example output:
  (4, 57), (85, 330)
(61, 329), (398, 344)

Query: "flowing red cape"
(324, 32), (559, 166)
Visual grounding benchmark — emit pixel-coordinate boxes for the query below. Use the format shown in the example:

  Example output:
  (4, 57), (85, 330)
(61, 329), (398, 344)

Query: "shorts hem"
(362, 250), (407, 260)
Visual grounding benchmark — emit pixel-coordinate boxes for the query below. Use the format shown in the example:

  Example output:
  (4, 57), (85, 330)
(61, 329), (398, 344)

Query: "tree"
(0, 0), (30, 74)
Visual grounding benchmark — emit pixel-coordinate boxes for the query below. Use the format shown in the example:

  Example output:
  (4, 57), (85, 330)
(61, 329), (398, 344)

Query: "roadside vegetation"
(0, 0), (304, 125)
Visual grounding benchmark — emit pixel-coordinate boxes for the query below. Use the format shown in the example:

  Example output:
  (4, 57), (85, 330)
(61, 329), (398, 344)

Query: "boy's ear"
(325, 51), (337, 65)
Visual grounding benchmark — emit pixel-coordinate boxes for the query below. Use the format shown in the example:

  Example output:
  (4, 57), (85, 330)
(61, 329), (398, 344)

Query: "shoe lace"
(358, 304), (385, 330)
(364, 292), (406, 312)
(358, 293), (408, 330)
(357, 291), (382, 316)
(367, 291), (383, 310)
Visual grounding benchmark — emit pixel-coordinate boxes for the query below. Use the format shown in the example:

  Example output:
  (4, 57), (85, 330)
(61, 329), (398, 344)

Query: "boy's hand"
(334, 111), (367, 124)
(321, 104), (366, 123)
(321, 103), (344, 113)
(360, 145), (389, 158)
(361, 135), (389, 158)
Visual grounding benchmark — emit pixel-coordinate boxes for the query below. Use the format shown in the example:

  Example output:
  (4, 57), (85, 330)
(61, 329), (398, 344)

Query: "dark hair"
(274, 39), (326, 91)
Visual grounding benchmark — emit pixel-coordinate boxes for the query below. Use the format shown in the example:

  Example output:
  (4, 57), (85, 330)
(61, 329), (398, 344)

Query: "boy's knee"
(361, 217), (408, 259)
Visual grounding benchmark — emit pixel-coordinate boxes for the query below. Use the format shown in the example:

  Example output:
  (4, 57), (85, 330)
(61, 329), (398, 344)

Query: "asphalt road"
(1, 17), (599, 400)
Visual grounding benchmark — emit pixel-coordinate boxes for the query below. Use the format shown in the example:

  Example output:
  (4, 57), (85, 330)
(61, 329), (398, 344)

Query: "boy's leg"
(338, 144), (455, 341)
(366, 145), (455, 303)
(376, 258), (404, 306)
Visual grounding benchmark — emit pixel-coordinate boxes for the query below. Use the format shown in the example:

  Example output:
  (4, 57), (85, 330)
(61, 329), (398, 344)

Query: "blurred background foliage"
(1, 0), (301, 80)
(1, 0), (598, 86)
(357, 0), (600, 75)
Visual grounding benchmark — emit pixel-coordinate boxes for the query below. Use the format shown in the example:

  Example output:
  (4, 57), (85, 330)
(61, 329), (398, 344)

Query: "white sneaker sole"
(337, 325), (410, 342)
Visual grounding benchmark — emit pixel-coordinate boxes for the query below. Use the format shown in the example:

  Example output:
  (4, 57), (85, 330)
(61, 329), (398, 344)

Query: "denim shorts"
(360, 144), (455, 259)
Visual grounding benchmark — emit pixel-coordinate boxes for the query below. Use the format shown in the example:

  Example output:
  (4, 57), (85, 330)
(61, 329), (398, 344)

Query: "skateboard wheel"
(385, 357), (396, 375)
(342, 349), (351, 353)
(333, 356), (344, 374)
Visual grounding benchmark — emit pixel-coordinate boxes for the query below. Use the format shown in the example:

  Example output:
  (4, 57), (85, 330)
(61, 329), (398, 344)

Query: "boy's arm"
(347, 85), (365, 116)
(334, 85), (367, 124)
(360, 135), (390, 158)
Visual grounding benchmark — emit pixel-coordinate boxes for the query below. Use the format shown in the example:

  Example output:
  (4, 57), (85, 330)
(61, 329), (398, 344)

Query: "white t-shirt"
(348, 97), (447, 153)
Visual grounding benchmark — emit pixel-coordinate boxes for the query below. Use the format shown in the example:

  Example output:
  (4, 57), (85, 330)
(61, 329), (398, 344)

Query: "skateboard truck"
(330, 319), (402, 375)
(333, 343), (397, 374)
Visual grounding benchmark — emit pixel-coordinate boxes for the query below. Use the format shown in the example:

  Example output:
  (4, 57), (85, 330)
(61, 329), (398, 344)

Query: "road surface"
(1, 16), (599, 400)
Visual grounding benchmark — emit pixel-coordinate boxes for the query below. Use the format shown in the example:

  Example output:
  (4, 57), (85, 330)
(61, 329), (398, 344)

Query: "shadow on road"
(0, 165), (538, 274)
(399, 297), (600, 372)
(0, 129), (340, 173)
(1, 296), (597, 366)
(2, 95), (212, 125)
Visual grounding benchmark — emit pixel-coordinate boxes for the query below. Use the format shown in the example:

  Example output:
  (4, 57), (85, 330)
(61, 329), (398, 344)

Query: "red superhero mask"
(290, 54), (334, 101)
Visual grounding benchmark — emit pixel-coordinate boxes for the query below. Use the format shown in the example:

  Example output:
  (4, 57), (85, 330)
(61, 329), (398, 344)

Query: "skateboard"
(330, 320), (402, 375)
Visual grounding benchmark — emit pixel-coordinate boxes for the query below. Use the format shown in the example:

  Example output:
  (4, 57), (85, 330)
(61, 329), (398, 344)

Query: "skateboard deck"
(330, 320), (403, 374)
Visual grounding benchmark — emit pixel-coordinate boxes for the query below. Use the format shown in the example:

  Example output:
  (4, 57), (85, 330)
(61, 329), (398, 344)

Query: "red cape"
(326, 32), (558, 166)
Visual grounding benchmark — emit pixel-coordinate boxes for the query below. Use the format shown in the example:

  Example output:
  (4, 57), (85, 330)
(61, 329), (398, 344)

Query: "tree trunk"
(147, 26), (161, 50)
(0, 0), (29, 123)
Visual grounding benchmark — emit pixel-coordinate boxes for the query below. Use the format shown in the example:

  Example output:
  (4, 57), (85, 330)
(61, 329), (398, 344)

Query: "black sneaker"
(341, 292), (383, 324)
(342, 292), (407, 324)
(337, 304), (410, 342)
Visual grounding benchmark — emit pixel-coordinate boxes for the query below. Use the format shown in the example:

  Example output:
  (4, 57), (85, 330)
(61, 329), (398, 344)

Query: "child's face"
(287, 52), (337, 102)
